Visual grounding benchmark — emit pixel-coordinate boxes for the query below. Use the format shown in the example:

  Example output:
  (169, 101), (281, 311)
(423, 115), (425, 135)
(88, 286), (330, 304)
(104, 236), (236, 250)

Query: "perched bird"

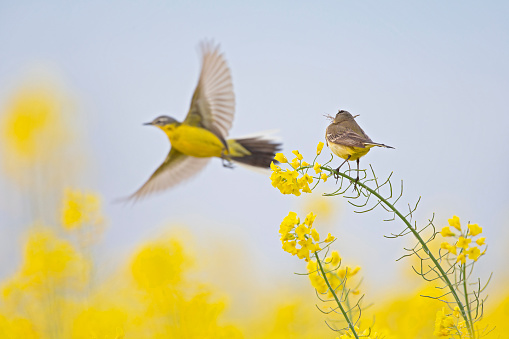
(128, 42), (281, 200)
(325, 110), (394, 185)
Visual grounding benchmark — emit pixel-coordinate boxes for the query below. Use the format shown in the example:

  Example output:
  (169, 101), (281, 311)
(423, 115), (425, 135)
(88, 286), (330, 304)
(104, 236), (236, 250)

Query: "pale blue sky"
(1, 1), (508, 298)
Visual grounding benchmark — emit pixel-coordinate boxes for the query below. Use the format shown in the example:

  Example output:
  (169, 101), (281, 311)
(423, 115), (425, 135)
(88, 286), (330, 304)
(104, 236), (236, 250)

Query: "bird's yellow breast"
(164, 124), (225, 158)
(328, 141), (371, 161)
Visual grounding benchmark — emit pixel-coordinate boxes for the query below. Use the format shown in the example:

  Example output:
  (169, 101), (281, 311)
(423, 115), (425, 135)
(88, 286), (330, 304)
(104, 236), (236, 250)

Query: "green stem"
(314, 252), (359, 339)
(325, 167), (475, 338)
(462, 263), (475, 338)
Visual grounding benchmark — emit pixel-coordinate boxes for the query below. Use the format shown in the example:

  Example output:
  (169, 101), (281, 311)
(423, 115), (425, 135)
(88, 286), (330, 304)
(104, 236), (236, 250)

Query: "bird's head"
(144, 115), (180, 132)
(333, 110), (359, 124)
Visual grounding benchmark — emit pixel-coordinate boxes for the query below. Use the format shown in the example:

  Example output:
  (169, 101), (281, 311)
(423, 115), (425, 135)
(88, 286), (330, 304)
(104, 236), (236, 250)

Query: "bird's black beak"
(143, 122), (153, 126)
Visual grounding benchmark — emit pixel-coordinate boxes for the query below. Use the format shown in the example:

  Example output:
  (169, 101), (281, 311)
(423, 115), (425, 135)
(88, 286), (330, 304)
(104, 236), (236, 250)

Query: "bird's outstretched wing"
(326, 125), (372, 148)
(127, 148), (210, 201)
(184, 41), (235, 143)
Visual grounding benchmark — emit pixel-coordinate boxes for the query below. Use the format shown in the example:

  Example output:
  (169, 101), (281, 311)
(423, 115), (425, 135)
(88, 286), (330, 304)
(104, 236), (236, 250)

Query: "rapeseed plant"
(270, 144), (494, 338)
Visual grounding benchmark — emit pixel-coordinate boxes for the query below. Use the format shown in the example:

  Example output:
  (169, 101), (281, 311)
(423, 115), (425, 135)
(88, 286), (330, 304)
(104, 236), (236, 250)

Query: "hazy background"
(1, 0), (508, 301)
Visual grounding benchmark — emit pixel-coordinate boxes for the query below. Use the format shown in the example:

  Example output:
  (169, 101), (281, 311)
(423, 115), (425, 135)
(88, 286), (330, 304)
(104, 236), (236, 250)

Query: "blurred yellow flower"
(61, 189), (103, 230)
(329, 251), (341, 266)
(0, 86), (70, 182)
(131, 240), (188, 291)
(320, 173), (328, 182)
(0, 315), (39, 339)
(72, 307), (127, 339)
(3, 228), (90, 295)
(433, 308), (455, 337)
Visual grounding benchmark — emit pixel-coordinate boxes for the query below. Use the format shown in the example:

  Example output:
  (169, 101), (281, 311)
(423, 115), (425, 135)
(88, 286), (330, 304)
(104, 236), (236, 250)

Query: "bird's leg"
(334, 155), (351, 180)
(353, 158), (360, 191)
(221, 150), (234, 169)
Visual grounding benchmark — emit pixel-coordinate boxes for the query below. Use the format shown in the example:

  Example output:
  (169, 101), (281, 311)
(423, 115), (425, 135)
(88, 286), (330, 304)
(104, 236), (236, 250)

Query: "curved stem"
(324, 167), (475, 338)
(314, 252), (359, 339)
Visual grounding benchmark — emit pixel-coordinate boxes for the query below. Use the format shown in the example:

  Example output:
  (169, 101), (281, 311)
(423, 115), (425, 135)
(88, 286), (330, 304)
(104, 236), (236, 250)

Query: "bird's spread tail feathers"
(228, 136), (281, 168)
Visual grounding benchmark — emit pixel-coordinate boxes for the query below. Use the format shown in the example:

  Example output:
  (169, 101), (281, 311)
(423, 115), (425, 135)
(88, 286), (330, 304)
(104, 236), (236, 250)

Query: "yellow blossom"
(296, 247), (310, 261)
(303, 212), (317, 227)
(440, 226), (455, 237)
(274, 153), (287, 163)
(468, 223), (482, 236)
(467, 246), (481, 261)
(311, 228), (320, 242)
(476, 237), (486, 246)
(313, 162), (322, 174)
(456, 236), (471, 249)
(270, 161), (281, 172)
(448, 215), (461, 231)
(453, 306), (461, 318)
(290, 158), (300, 169)
(320, 173), (328, 182)
(317, 142), (324, 155)
(324, 233), (335, 242)
(434, 308), (455, 337)
(308, 270), (327, 293)
(302, 161), (309, 167)
(292, 150), (303, 160)
(329, 251), (341, 266)
(295, 223), (310, 240)
(440, 242), (457, 255)
(338, 266), (361, 279)
(282, 240), (297, 255)
(456, 253), (466, 264)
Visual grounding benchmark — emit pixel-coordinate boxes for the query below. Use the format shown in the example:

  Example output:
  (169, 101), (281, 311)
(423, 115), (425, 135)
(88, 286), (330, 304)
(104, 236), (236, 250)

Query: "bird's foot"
(353, 176), (360, 192)
(222, 158), (235, 169)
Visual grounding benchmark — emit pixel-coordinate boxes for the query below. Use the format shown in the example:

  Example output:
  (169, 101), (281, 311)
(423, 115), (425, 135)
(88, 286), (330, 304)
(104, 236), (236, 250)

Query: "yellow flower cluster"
(270, 161), (313, 196)
(270, 144), (330, 196)
(439, 215), (486, 263)
(279, 212), (335, 261)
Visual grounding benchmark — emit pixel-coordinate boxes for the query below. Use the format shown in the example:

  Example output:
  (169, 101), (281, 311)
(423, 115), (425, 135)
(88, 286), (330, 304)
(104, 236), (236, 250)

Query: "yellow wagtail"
(128, 42), (281, 200)
(325, 110), (394, 184)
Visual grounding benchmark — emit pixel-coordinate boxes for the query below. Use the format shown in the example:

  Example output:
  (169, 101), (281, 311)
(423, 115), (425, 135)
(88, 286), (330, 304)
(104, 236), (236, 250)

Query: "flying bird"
(128, 42), (281, 200)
